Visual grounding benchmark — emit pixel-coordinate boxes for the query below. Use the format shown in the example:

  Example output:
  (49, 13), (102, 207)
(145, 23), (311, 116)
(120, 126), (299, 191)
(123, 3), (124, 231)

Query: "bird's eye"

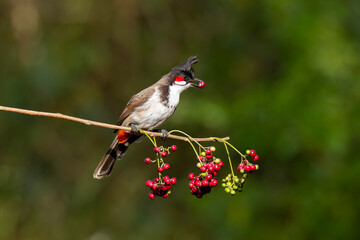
(174, 76), (184, 82)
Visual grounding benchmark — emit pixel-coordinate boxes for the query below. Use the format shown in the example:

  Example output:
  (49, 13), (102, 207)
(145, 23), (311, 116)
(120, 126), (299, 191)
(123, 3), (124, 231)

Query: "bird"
(93, 56), (204, 179)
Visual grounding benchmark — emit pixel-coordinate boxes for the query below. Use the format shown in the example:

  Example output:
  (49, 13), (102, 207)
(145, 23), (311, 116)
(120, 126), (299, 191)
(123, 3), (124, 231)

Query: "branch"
(0, 105), (230, 142)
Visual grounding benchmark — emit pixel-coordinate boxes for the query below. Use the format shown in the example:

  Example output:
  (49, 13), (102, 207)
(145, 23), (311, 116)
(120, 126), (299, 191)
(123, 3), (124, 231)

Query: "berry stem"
(139, 129), (157, 147)
(169, 129), (206, 151)
(168, 129), (202, 158)
(222, 140), (235, 178)
(187, 137), (201, 158)
(224, 141), (246, 159)
(213, 137), (246, 159)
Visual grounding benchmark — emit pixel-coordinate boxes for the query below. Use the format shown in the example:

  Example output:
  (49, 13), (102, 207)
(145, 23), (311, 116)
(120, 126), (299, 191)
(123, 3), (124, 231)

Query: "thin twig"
(0, 105), (230, 142)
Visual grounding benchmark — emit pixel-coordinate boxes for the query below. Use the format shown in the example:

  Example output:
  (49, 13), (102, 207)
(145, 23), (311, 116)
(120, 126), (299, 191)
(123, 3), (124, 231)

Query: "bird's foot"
(130, 124), (139, 135)
(160, 129), (169, 141)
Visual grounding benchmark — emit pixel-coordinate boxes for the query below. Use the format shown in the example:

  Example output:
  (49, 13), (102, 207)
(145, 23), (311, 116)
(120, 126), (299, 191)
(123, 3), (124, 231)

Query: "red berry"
(170, 178), (177, 184)
(149, 193), (155, 199)
(188, 173), (195, 180)
(250, 150), (256, 157)
(197, 155), (202, 161)
(205, 149), (212, 155)
(206, 154), (213, 160)
(154, 147), (160, 153)
(196, 181), (201, 187)
(158, 167), (164, 173)
(145, 180), (152, 187)
(208, 166), (215, 173)
(211, 179), (218, 186)
(237, 163), (244, 171)
(253, 155), (259, 161)
(165, 178), (171, 185)
(214, 164), (220, 171)
(218, 161), (224, 167)
(202, 180), (209, 187)
(163, 193), (168, 198)
(198, 81), (205, 88)
(171, 145), (177, 151)
(189, 182), (195, 188)
(245, 165), (251, 172)
(206, 174), (212, 180)
(144, 158), (151, 164)
(195, 176), (201, 181)
(163, 163), (170, 170)
(200, 166), (207, 172)
(161, 151), (167, 157)
(250, 164), (256, 171)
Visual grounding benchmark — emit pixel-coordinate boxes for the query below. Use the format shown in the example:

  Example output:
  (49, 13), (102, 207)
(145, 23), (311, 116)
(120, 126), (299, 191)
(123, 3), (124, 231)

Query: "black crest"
(172, 56), (198, 73)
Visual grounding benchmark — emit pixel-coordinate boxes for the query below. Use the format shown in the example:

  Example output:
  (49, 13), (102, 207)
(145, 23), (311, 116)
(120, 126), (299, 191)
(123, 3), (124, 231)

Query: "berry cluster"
(237, 149), (259, 173)
(146, 176), (177, 199)
(221, 149), (260, 196)
(188, 146), (223, 198)
(222, 174), (245, 195)
(144, 145), (177, 199)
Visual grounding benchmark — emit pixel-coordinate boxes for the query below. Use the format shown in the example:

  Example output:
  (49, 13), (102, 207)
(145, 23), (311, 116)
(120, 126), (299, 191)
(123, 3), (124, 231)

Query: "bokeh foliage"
(0, 0), (359, 239)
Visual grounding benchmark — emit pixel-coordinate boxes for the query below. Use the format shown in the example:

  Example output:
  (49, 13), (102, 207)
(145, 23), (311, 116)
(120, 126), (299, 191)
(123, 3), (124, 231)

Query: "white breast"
(124, 85), (186, 130)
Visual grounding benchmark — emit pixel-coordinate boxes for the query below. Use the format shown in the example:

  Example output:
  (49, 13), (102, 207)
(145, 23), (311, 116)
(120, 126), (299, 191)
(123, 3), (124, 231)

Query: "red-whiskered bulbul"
(93, 56), (203, 179)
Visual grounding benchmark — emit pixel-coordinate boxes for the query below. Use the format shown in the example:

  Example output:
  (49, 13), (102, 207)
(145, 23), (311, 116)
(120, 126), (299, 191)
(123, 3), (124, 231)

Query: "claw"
(130, 124), (138, 134)
(161, 129), (169, 140)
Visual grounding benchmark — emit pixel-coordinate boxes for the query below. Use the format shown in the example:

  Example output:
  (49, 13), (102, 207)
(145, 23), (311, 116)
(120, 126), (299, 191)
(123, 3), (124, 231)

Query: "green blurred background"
(1, 0), (360, 239)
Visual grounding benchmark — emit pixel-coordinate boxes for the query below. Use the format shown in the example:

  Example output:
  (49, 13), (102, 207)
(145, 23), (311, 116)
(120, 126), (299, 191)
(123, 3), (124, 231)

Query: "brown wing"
(115, 85), (155, 126)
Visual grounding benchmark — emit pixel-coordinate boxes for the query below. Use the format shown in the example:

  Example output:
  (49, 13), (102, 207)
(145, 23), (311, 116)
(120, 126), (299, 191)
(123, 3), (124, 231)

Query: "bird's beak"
(187, 78), (204, 88)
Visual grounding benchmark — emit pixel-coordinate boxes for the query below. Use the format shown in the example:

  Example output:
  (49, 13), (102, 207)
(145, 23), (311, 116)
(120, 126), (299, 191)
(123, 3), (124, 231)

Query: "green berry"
(243, 174), (248, 179)
(226, 182), (231, 186)
(241, 178), (245, 184)
(201, 152), (206, 157)
(196, 162), (202, 168)
(230, 190), (236, 195)
(246, 150), (250, 155)
(240, 169), (245, 174)
(237, 188), (243, 192)
(214, 158), (220, 164)
(222, 183), (226, 188)
(255, 165), (259, 170)
(234, 178), (239, 183)
(233, 185), (238, 190)
(225, 188), (231, 193)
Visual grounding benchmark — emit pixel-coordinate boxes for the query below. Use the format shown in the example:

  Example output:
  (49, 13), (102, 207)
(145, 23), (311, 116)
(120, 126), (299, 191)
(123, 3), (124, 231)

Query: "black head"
(167, 56), (203, 88)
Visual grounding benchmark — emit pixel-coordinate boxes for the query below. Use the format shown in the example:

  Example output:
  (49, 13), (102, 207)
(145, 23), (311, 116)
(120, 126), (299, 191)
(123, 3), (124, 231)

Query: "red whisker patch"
(174, 76), (184, 82)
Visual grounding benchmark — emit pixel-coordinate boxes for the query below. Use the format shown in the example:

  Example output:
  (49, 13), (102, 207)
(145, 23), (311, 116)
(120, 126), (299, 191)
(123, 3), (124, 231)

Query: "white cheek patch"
(175, 81), (187, 86)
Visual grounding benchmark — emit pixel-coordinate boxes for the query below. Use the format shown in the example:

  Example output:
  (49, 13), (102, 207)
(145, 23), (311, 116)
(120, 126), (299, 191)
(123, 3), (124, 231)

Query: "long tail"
(93, 134), (139, 179)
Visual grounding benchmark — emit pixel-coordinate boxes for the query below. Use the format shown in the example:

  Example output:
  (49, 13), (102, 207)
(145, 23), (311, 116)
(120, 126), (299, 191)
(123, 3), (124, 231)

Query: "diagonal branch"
(0, 105), (230, 142)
